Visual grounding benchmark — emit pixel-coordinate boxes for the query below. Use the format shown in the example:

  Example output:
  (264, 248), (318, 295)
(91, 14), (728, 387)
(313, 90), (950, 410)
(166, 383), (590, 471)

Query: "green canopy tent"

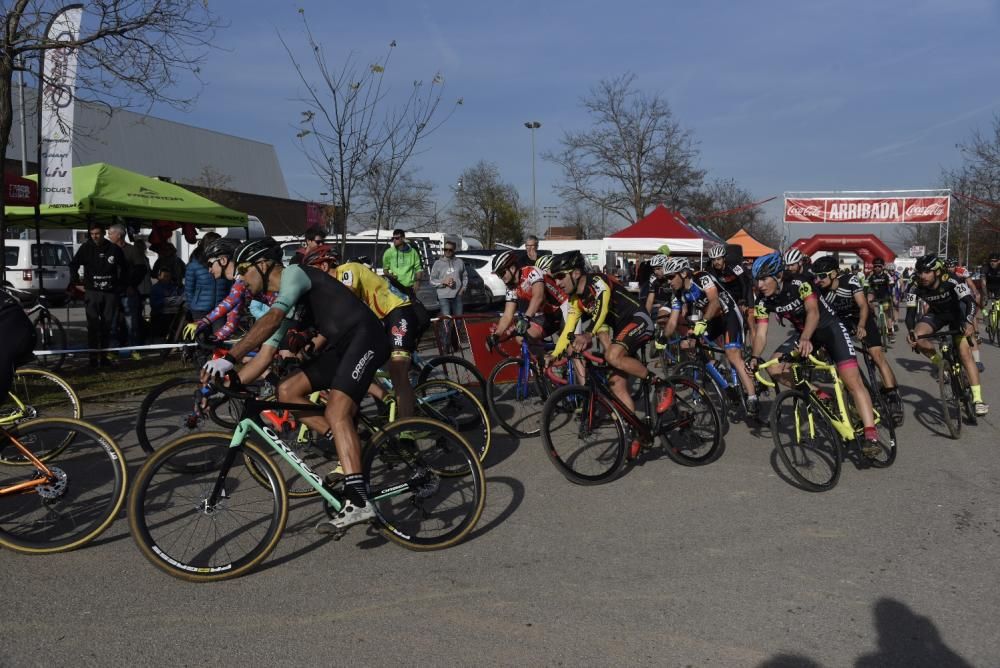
(4, 162), (248, 228)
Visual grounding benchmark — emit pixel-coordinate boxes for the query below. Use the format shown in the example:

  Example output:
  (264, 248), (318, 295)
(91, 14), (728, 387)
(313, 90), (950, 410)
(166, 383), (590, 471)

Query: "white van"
(2, 240), (73, 305)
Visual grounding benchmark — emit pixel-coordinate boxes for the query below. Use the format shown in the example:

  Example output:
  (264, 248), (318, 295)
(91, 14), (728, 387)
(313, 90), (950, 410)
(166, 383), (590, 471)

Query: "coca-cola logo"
(905, 203), (945, 217)
(787, 205), (822, 217)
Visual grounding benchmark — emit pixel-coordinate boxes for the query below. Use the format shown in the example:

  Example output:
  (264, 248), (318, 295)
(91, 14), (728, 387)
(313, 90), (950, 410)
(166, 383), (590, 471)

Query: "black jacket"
(69, 240), (126, 292)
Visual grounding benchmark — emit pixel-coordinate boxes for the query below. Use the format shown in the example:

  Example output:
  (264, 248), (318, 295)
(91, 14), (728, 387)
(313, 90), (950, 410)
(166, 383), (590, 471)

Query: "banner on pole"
(40, 6), (83, 206)
(783, 196), (949, 224)
(908, 245), (926, 258)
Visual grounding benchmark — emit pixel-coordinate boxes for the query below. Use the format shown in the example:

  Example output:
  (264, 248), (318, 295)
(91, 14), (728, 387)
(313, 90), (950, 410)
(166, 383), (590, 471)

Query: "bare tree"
(191, 164), (236, 208)
(687, 177), (775, 241)
(356, 167), (434, 233)
(450, 161), (525, 246)
(0, 0), (220, 262)
(545, 73), (705, 226)
(559, 200), (610, 239)
(282, 14), (460, 255)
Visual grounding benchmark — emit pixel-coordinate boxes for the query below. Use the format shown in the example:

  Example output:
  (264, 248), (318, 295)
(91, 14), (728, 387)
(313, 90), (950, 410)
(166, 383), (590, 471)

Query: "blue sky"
(152, 0), (1000, 238)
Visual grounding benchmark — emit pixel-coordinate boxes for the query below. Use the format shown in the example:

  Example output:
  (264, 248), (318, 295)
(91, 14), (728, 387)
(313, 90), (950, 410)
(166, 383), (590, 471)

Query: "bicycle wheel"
(540, 384), (626, 485)
(0, 369), (81, 464)
(953, 368), (978, 427)
(128, 433), (287, 582)
(416, 355), (487, 404)
(659, 376), (723, 466)
(136, 378), (242, 456)
(31, 310), (67, 372)
(414, 379), (491, 463)
(769, 389), (843, 491)
(877, 310), (889, 349)
(486, 357), (549, 438)
(0, 418), (127, 554)
(672, 361), (731, 431)
(937, 360), (961, 439)
(865, 357), (904, 428)
(365, 418), (485, 550)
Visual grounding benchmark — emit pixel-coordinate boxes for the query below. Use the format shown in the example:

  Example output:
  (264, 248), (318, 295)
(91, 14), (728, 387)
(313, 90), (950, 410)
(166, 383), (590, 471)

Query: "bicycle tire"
(414, 379), (491, 464)
(539, 384), (626, 485)
(0, 418), (127, 554)
(937, 360), (961, 439)
(769, 389), (843, 492)
(671, 360), (731, 431)
(136, 377), (242, 456)
(1, 368), (81, 464)
(128, 433), (287, 582)
(365, 418), (485, 550)
(31, 310), (67, 372)
(954, 367), (978, 427)
(416, 354), (487, 404)
(486, 357), (548, 438)
(659, 375), (723, 466)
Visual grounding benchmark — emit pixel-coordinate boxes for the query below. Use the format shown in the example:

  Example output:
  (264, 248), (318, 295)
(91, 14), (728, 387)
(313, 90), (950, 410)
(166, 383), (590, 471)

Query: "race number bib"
(954, 283), (971, 298)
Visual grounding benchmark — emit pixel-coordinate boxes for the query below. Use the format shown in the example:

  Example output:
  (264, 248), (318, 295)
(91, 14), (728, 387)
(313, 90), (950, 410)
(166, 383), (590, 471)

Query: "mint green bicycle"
(128, 380), (486, 582)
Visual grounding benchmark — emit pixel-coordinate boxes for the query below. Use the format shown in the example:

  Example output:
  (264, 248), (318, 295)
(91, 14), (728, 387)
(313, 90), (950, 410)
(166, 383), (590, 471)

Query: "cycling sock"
(344, 474), (368, 506)
(863, 426), (879, 441)
(973, 349), (982, 364)
(971, 385), (983, 403)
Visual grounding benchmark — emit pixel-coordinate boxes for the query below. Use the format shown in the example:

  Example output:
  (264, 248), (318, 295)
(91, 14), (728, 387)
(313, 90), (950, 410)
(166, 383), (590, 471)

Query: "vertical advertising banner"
(40, 6), (83, 205)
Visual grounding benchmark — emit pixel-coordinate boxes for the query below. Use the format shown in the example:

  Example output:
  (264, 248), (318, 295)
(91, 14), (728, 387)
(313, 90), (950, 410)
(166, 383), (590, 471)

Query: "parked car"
(2, 240), (72, 305)
(456, 252), (506, 304)
(458, 258), (491, 309)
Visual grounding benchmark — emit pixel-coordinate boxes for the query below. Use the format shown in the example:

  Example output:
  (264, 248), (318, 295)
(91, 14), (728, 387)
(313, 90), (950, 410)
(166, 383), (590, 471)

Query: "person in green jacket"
(382, 228), (423, 299)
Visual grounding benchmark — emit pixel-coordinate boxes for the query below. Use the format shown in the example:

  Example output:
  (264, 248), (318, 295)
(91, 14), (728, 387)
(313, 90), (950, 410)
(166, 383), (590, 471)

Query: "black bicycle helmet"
(491, 250), (519, 275)
(549, 250), (587, 274)
(872, 257), (885, 267)
(915, 253), (945, 273)
(203, 238), (241, 261)
(811, 255), (839, 277)
(233, 237), (282, 266)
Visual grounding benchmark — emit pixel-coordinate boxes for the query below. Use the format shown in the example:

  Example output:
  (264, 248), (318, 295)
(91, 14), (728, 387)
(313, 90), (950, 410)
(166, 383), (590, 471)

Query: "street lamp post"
(524, 121), (541, 234)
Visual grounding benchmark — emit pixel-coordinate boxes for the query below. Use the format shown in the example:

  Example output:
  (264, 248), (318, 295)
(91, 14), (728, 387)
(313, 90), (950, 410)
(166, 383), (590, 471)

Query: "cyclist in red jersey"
(487, 250), (567, 348)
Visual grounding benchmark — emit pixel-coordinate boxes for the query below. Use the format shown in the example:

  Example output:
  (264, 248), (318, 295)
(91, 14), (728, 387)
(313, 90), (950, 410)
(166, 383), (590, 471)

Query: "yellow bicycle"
(756, 353), (896, 492)
(1, 367), (81, 465)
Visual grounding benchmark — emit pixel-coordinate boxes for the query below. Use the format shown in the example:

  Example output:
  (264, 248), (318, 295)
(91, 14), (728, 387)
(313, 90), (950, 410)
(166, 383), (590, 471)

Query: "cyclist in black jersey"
(644, 254), (675, 321)
(549, 251), (663, 451)
(707, 244), (753, 310)
(661, 257), (759, 415)
(813, 256), (902, 422)
(203, 237), (390, 530)
(905, 253), (987, 415)
(0, 287), (36, 399)
(866, 258), (897, 339)
(985, 253), (1000, 299)
(750, 252), (884, 456)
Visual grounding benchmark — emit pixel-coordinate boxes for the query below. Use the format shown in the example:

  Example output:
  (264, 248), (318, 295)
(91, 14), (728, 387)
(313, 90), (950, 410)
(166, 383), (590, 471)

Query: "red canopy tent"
(606, 205), (709, 253)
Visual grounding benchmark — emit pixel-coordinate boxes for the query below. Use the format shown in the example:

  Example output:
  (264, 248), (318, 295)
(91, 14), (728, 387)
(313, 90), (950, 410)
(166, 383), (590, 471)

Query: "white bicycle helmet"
(649, 254), (671, 268)
(783, 248), (803, 265)
(665, 257), (690, 275)
(491, 250), (518, 275)
(708, 245), (726, 259)
(534, 254), (555, 272)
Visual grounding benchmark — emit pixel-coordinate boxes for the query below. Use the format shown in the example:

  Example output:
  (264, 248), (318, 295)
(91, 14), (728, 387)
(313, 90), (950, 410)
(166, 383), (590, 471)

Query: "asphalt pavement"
(3, 321), (998, 667)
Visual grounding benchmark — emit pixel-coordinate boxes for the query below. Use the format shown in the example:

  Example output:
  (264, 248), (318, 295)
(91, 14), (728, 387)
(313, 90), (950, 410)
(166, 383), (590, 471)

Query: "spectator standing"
(152, 242), (186, 288)
(184, 232), (232, 324)
(431, 241), (467, 317)
(149, 266), (184, 340)
(382, 228), (423, 299)
(517, 235), (540, 268)
(69, 222), (126, 367)
(290, 224), (327, 265)
(108, 222), (150, 358)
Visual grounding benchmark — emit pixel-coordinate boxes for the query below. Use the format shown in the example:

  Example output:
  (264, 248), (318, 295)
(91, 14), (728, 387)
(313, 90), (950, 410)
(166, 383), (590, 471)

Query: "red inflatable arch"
(790, 234), (895, 266)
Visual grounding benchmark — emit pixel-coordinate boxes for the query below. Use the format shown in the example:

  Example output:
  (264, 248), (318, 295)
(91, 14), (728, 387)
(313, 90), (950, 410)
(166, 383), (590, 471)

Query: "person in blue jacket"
(184, 232), (233, 323)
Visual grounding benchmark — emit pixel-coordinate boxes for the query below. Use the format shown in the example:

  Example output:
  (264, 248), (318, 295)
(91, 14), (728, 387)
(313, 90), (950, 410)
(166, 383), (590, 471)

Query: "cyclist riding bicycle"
(707, 244), (753, 313)
(302, 243), (423, 420)
(984, 253), (1000, 300)
(487, 250), (568, 351)
(660, 257), (759, 416)
(750, 251), (885, 457)
(644, 254), (675, 322)
(865, 258), (897, 340)
(0, 287), (36, 399)
(905, 253), (988, 416)
(812, 255), (903, 422)
(182, 238), (256, 343)
(549, 251), (662, 431)
(203, 237), (391, 531)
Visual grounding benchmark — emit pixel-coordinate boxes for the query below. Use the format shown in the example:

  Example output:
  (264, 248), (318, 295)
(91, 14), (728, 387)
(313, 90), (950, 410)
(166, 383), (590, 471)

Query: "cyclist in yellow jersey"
(303, 245), (421, 418)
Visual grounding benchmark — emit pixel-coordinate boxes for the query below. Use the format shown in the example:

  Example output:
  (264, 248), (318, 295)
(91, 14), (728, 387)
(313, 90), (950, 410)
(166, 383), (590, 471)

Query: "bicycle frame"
(0, 428), (56, 495)
(1, 393), (30, 425)
(573, 352), (654, 443)
(756, 355), (858, 442)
